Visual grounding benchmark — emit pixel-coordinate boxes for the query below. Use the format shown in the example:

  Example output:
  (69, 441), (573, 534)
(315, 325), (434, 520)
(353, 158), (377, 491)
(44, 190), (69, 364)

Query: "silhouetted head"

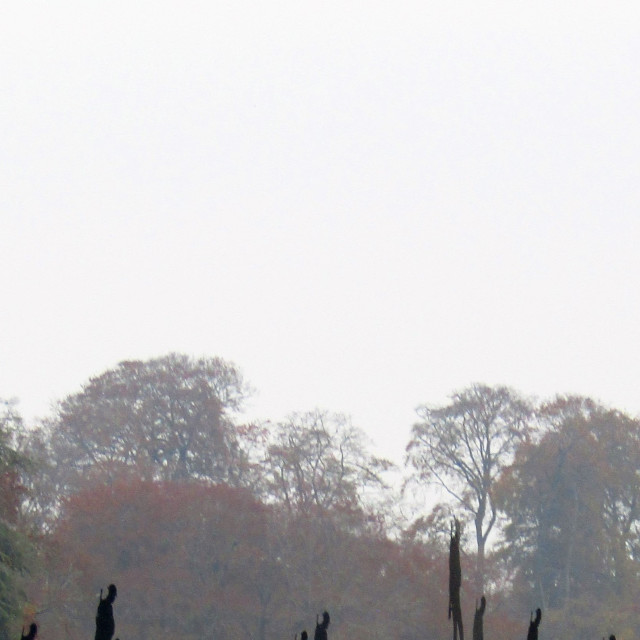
(609, 635), (616, 640)
(107, 583), (117, 602)
(301, 631), (308, 640)
(322, 611), (330, 628)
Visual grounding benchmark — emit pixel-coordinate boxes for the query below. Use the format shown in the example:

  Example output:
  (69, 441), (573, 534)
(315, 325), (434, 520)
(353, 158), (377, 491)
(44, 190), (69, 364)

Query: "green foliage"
(0, 399), (35, 638)
(0, 520), (34, 636)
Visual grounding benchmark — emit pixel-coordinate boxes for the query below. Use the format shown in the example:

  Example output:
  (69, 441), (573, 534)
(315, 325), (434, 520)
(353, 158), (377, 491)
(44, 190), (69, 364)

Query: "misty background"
(2, 3), (640, 640)
(2, 1), (640, 466)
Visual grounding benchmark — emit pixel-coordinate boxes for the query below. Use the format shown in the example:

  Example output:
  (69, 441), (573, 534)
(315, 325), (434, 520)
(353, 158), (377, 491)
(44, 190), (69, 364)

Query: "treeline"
(1, 353), (639, 640)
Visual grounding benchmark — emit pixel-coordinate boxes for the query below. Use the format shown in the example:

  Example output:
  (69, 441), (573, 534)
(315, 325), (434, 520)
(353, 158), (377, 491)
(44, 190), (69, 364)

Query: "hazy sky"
(2, 1), (639, 463)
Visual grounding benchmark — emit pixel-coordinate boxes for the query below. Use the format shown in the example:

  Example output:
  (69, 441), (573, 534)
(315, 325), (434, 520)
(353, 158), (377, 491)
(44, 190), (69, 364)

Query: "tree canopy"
(6, 358), (640, 640)
(495, 396), (640, 639)
(264, 409), (393, 518)
(42, 354), (252, 492)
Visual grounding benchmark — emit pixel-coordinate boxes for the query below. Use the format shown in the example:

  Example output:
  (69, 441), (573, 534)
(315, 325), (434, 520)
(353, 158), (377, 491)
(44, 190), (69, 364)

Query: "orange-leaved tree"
(46, 478), (279, 640)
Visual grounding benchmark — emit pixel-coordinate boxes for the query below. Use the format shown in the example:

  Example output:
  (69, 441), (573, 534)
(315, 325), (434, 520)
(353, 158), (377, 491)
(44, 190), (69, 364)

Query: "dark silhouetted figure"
(449, 519), (464, 640)
(300, 632), (308, 640)
(21, 623), (37, 640)
(314, 611), (330, 640)
(95, 584), (117, 640)
(526, 608), (542, 640)
(473, 596), (486, 640)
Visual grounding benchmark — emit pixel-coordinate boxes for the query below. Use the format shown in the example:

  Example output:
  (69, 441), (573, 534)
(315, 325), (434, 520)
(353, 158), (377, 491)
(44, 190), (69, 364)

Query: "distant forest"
(2, 352), (638, 640)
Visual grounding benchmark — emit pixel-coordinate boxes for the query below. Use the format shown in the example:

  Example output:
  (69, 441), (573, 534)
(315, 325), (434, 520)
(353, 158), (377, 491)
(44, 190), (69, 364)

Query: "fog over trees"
(3, 353), (640, 640)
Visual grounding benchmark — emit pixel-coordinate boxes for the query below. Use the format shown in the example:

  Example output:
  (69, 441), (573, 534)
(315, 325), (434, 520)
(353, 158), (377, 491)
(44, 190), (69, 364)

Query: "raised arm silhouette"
(95, 583), (117, 640)
(314, 611), (330, 640)
(526, 608), (542, 640)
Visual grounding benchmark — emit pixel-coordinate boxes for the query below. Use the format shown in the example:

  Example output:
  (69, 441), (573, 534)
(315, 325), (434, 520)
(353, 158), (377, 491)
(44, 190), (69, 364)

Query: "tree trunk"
(475, 512), (485, 595)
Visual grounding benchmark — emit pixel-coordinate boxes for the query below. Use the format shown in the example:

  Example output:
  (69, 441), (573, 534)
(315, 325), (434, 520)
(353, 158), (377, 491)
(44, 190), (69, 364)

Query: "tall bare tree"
(406, 384), (532, 592)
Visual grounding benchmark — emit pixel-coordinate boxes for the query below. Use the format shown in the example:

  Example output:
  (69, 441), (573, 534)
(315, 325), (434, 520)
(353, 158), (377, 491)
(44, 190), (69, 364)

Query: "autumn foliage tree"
(38, 475), (454, 640)
(45, 478), (277, 640)
(40, 354), (253, 495)
(495, 397), (640, 640)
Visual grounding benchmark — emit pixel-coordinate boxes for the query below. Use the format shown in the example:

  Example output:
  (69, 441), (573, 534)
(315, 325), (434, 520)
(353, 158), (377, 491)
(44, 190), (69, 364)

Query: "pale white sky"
(1, 1), (639, 464)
